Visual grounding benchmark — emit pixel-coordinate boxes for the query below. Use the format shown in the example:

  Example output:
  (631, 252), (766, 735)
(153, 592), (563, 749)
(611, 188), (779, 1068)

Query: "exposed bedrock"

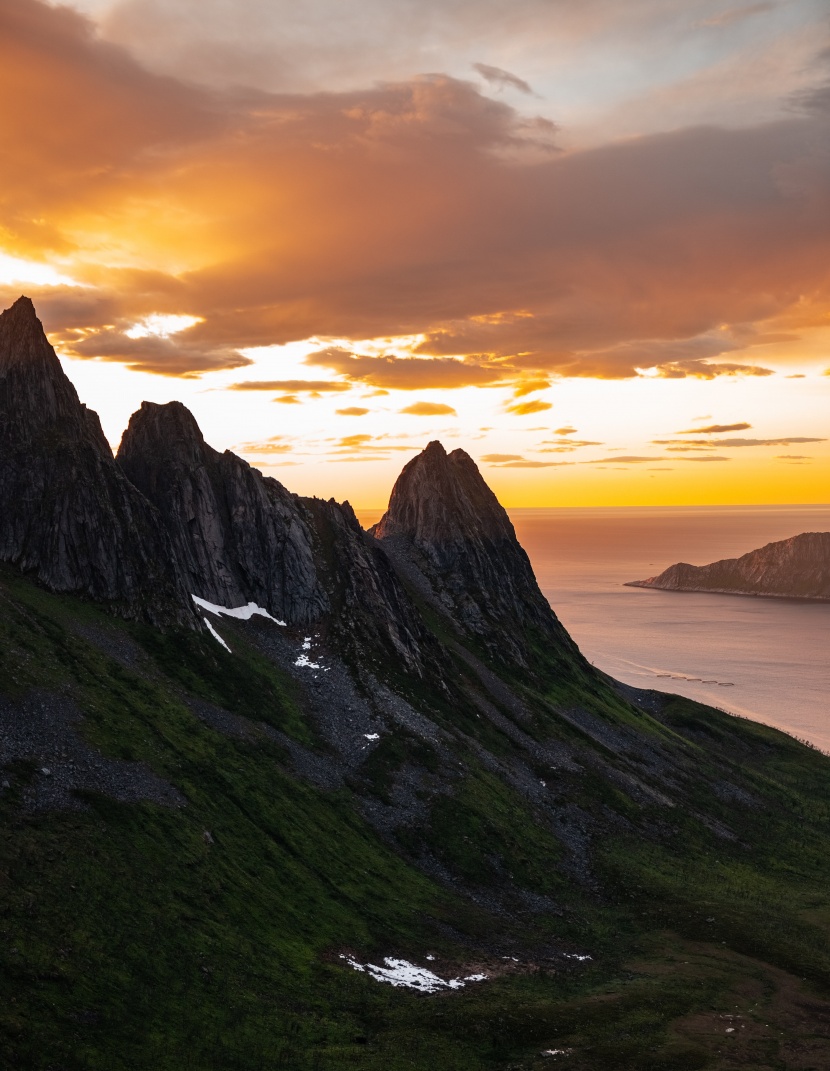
(0, 296), (191, 626)
(627, 531), (830, 600)
(371, 440), (584, 668)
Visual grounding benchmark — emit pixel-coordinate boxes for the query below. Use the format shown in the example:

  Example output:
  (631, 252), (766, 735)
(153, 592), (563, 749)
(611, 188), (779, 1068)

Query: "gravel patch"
(0, 690), (184, 812)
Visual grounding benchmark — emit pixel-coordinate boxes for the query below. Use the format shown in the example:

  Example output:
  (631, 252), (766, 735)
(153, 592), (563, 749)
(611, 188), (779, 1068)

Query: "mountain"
(626, 531), (830, 600)
(1, 296), (830, 1070)
(0, 297), (191, 626)
(370, 440), (581, 669)
(117, 400), (437, 674)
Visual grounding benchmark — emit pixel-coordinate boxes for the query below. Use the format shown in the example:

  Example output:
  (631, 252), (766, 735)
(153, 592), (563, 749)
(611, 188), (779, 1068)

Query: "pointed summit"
(372, 442), (581, 667)
(0, 298), (191, 625)
(373, 441), (516, 549)
(117, 400), (328, 623)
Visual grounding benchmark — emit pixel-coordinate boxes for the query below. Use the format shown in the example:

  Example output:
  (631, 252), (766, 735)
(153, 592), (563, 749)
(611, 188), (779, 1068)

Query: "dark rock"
(626, 531), (830, 600)
(0, 296), (192, 626)
(117, 400), (328, 624)
(299, 496), (439, 676)
(371, 441), (582, 667)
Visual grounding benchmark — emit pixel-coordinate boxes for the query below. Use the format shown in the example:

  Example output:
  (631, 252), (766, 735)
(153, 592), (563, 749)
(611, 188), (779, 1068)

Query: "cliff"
(626, 531), (830, 600)
(0, 297), (192, 626)
(117, 400), (328, 624)
(370, 440), (582, 668)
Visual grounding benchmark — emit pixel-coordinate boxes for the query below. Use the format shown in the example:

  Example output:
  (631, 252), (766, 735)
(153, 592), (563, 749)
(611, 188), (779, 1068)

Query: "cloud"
(674, 422), (752, 433)
(237, 440), (294, 454)
(553, 426), (577, 435)
(305, 349), (507, 390)
(472, 63), (533, 95)
(2, 0), (830, 387)
(480, 453), (525, 462)
(66, 326), (252, 376)
(491, 459), (573, 468)
(336, 406), (370, 416)
(506, 399), (553, 416)
(512, 377), (551, 397)
(399, 401), (458, 416)
(275, 395), (301, 404)
(584, 454), (732, 464)
(228, 379), (351, 392)
(651, 361), (774, 379)
(653, 436), (826, 447)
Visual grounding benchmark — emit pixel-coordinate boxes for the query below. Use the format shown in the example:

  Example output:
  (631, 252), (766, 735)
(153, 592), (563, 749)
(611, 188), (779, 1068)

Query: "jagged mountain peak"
(372, 440), (581, 668)
(0, 297), (192, 624)
(118, 399), (209, 469)
(372, 440), (513, 547)
(0, 295), (83, 434)
(1, 294), (53, 364)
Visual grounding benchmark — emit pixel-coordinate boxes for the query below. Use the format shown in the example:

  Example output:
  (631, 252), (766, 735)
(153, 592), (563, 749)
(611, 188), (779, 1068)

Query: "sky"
(1, 0), (829, 507)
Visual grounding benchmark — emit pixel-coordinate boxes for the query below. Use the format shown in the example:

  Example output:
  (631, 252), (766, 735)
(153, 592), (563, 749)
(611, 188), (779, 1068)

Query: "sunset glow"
(2, 0), (829, 506)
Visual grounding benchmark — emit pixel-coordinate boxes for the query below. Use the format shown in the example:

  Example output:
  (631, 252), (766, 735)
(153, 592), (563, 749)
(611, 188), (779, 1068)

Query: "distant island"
(626, 531), (830, 600)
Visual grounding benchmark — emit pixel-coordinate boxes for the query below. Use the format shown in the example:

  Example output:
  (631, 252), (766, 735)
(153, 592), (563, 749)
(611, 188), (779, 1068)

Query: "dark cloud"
(675, 422), (752, 433)
(305, 349), (507, 390)
(68, 327), (251, 376)
(472, 63), (533, 95)
(653, 436), (826, 447)
(2, 0), (830, 384)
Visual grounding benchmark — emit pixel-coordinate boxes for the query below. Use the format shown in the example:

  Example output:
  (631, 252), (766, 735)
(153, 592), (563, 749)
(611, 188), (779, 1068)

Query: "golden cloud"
(228, 380), (351, 392)
(506, 399), (553, 416)
(399, 401), (457, 416)
(2, 0), (830, 383)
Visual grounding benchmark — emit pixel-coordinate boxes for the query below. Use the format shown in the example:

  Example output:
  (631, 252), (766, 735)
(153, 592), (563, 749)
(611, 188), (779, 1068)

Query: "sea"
(357, 505), (830, 753)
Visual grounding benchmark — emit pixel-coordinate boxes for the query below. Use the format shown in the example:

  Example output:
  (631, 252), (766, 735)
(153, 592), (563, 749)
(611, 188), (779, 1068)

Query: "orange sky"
(1, 0), (829, 506)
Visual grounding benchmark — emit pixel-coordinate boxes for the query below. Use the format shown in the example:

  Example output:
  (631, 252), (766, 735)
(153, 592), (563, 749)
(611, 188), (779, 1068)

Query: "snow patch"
(192, 595), (286, 626)
(541, 1049), (572, 1058)
(295, 654), (323, 670)
(340, 955), (488, 993)
(364, 733), (380, 741)
(564, 954), (592, 962)
(203, 617), (231, 652)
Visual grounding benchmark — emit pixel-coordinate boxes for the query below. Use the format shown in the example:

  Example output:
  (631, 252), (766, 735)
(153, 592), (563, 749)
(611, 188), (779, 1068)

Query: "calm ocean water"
(357, 505), (830, 752)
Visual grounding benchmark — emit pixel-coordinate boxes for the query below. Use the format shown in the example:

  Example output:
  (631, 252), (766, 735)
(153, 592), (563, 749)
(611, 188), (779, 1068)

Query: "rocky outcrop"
(117, 400), (436, 674)
(626, 531), (830, 600)
(117, 400), (328, 624)
(370, 441), (582, 667)
(301, 496), (439, 676)
(0, 297), (192, 626)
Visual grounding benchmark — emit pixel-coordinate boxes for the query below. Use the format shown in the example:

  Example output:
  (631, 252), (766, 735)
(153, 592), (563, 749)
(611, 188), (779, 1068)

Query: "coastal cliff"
(627, 530), (830, 600)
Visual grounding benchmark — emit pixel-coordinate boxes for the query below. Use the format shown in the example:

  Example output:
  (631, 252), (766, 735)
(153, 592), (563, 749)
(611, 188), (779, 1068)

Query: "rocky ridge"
(371, 440), (582, 668)
(627, 531), (830, 601)
(0, 297), (192, 627)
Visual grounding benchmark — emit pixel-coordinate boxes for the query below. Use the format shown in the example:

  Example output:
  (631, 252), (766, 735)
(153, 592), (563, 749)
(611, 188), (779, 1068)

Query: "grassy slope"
(0, 569), (829, 1070)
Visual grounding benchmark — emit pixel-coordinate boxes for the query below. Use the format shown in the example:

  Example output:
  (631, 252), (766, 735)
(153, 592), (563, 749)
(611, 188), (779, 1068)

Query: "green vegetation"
(0, 572), (829, 1069)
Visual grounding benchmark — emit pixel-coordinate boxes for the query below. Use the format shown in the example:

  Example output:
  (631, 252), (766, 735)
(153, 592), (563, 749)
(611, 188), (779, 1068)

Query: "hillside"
(626, 532), (830, 601)
(1, 297), (830, 1070)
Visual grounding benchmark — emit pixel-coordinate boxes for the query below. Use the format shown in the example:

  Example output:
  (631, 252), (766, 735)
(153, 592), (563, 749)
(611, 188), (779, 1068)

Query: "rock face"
(370, 440), (581, 667)
(117, 400), (436, 673)
(626, 532), (830, 600)
(117, 401), (328, 624)
(0, 297), (191, 625)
